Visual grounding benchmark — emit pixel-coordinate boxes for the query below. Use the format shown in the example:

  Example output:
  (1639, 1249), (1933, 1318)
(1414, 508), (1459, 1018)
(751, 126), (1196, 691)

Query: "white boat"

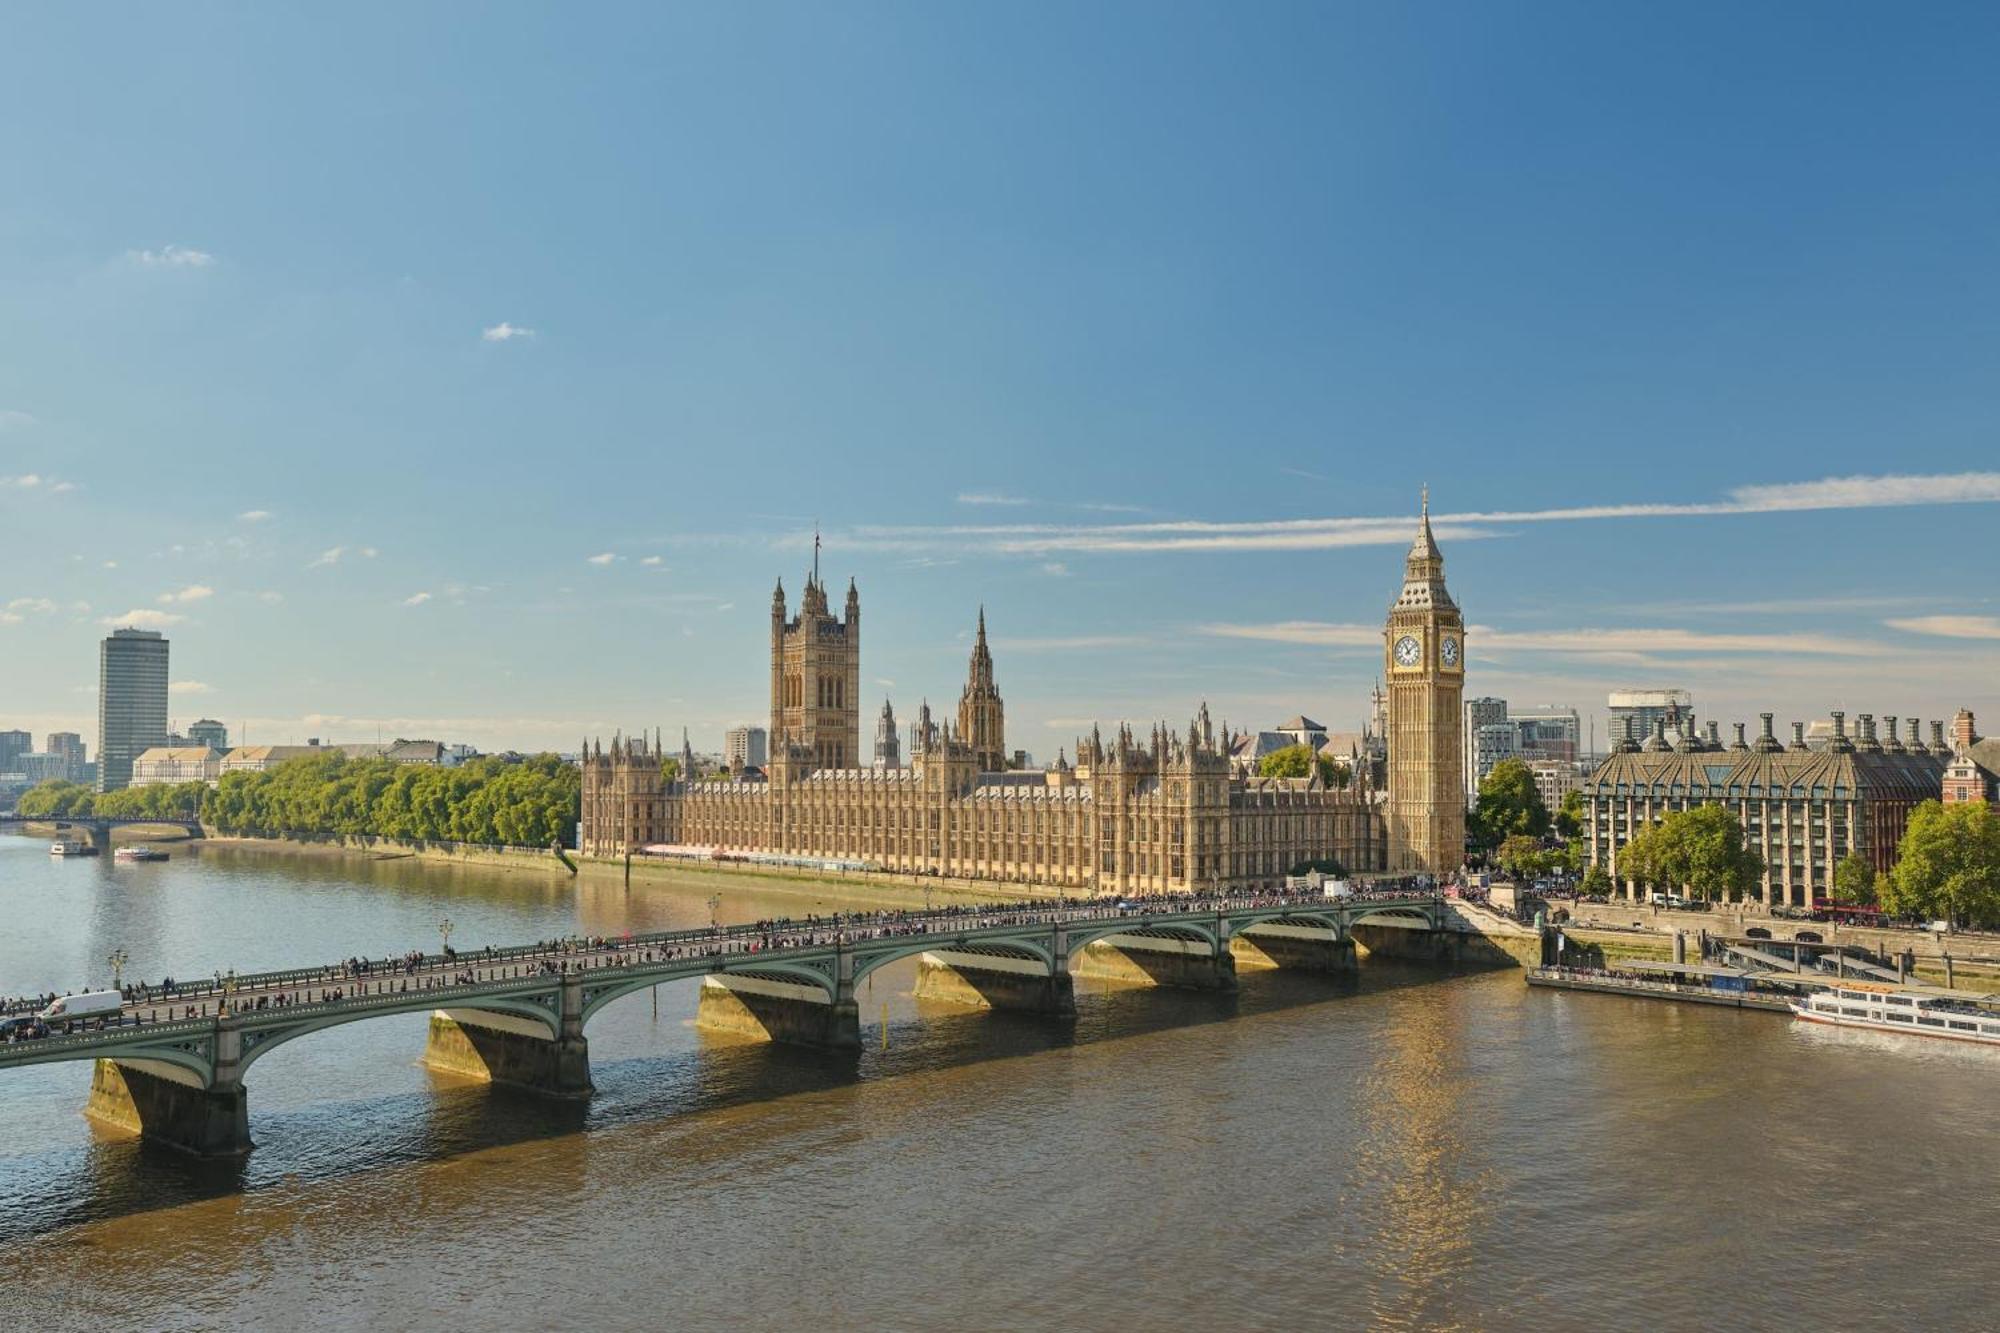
(1790, 982), (2000, 1046)
(114, 845), (169, 862)
(49, 840), (98, 857)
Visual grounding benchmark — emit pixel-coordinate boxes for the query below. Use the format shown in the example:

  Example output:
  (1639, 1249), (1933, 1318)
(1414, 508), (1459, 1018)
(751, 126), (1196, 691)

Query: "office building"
(186, 718), (229, 750)
(97, 628), (170, 792)
(47, 733), (86, 782)
(725, 725), (769, 772)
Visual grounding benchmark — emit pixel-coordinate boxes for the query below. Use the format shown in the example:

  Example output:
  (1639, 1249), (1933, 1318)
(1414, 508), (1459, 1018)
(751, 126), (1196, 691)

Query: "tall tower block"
(1383, 490), (1465, 877)
(768, 542), (862, 771)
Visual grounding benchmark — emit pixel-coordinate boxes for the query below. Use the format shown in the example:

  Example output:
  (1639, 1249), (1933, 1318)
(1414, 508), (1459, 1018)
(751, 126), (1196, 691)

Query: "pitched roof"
(1279, 715), (1325, 733)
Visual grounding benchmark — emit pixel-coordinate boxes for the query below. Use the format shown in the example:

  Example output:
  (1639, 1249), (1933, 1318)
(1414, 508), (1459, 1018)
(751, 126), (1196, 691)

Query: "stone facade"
(1582, 710), (1951, 905)
(582, 508), (1464, 892)
(1384, 491), (1466, 876)
(1942, 710), (2000, 807)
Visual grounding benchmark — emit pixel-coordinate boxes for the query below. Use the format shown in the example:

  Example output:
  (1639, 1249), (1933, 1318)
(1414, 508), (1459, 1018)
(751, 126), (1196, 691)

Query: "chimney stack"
(1791, 721), (1808, 750)
(1952, 710), (1978, 752)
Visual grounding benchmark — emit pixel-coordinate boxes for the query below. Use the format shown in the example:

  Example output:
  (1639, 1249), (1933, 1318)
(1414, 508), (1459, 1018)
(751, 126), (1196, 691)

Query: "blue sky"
(2, 2), (1996, 760)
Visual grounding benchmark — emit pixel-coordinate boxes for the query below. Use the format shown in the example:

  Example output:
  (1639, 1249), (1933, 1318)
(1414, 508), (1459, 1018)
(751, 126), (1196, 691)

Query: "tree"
(1832, 855), (1878, 906)
(1472, 759), (1550, 850)
(1257, 744), (1341, 787)
(1882, 800), (2000, 928)
(1621, 804), (1763, 902)
(1581, 863), (1612, 897)
(1554, 788), (1585, 841)
(1494, 834), (1541, 880)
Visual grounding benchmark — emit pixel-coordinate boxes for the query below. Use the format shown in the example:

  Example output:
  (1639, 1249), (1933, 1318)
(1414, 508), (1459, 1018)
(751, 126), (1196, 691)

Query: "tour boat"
(1789, 982), (2000, 1046)
(49, 840), (98, 857)
(113, 845), (169, 862)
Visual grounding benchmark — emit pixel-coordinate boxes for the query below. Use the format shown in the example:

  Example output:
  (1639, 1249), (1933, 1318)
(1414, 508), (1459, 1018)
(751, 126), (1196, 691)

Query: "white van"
(41, 991), (123, 1021)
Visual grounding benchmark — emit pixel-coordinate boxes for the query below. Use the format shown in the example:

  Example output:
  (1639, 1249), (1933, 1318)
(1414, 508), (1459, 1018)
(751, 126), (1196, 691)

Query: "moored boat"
(1790, 982), (2000, 1045)
(113, 845), (169, 862)
(49, 840), (99, 857)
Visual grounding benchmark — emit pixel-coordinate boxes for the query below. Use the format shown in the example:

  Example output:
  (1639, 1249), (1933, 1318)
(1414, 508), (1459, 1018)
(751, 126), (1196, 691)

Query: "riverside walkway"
(0, 887), (1444, 1156)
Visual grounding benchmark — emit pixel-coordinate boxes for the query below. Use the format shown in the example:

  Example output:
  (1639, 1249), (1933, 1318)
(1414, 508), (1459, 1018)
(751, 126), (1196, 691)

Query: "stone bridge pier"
(912, 925), (1077, 1017)
(1074, 924), (1238, 992)
(1230, 922), (1358, 975)
(86, 1025), (250, 1158)
(696, 949), (862, 1050)
(423, 974), (593, 1097)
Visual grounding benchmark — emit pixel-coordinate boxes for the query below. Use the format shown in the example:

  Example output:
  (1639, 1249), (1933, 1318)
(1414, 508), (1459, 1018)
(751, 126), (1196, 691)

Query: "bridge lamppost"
(107, 948), (129, 993)
(438, 916), (455, 956)
(707, 895), (721, 933)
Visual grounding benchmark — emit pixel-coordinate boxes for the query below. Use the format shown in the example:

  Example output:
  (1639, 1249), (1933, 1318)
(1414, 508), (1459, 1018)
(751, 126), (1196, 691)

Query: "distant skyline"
(3, 4), (1996, 759)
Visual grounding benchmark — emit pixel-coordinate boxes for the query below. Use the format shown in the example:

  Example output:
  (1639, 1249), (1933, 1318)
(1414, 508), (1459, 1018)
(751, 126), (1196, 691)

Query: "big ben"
(1384, 488), (1465, 878)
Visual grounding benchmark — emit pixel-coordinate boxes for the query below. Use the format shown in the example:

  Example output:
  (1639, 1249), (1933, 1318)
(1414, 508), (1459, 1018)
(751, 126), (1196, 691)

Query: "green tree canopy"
(15, 780), (96, 819)
(1580, 863), (1612, 897)
(1473, 758), (1550, 850)
(1257, 744), (1343, 787)
(1832, 854), (1878, 906)
(1882, 800), (2000, 928)
(203, 752), (582, 848)
(1496, 833), (1543, 879)
(1620, 804), (1763, 901)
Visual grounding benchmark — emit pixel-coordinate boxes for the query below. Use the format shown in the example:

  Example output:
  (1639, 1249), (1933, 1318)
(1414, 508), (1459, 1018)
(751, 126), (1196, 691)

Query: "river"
(1, 832), (1994, 1330)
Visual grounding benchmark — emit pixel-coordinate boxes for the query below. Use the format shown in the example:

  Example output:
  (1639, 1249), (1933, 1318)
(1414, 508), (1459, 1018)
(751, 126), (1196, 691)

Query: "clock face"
(1394, 634), (1422, 667)
(1441, 635), (1461, 668)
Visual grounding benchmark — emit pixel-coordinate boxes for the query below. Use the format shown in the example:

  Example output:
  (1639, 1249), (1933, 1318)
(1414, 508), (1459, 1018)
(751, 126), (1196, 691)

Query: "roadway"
(2, 886), (1441, 1039)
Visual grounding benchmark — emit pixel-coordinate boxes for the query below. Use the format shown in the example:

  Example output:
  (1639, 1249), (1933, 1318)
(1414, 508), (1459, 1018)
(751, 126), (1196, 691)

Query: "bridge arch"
(1063, 918), (1222, 961)
(578, 959), (836, 1029)
(233, 993), (565, 1077)
(849, 936), (1057, 989)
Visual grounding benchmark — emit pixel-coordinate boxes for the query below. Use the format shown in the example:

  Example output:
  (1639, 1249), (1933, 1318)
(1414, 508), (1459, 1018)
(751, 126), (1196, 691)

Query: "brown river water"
(1, 833), (1995, 1331)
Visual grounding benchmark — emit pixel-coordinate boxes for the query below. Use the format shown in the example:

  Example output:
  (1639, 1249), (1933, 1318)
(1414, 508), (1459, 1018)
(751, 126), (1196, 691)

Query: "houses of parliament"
(580, 499), (1466, 893)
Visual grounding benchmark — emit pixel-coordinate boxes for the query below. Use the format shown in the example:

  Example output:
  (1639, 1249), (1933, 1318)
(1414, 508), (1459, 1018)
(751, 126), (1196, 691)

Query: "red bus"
(1810, 899), (1890, 928)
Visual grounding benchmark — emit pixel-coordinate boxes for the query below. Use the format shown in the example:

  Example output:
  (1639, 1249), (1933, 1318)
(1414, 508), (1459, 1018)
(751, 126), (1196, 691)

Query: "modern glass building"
(97, 628), (170, 791)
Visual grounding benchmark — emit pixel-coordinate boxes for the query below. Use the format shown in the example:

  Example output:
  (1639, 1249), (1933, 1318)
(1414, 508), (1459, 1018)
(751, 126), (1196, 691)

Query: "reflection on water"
(3, 835), (1999, 1331)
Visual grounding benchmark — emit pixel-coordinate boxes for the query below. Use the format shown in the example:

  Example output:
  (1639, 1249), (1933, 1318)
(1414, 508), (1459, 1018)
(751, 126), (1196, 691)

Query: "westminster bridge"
(0, 888), (1455, 1157)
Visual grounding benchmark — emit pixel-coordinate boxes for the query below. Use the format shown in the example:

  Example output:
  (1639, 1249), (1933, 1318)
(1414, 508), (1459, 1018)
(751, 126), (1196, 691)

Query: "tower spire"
(813, 523), (821, 585)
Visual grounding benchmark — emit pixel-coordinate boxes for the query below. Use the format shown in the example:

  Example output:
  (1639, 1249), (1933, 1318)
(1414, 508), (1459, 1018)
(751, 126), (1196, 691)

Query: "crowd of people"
(1, 881), (1442, 1043)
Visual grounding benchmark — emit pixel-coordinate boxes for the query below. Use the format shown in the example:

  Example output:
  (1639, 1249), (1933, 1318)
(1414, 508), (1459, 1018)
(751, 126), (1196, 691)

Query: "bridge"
(0, 813), (203, 852)
(0, 888), (1447, 1157)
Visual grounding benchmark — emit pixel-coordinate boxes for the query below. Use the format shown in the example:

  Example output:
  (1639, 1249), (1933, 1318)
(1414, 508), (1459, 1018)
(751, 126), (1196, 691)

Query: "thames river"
(1, 832), (1994, 1331)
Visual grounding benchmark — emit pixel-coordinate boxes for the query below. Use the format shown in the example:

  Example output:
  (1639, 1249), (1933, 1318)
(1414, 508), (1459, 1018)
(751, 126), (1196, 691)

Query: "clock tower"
(1384, 488), (1465, 878)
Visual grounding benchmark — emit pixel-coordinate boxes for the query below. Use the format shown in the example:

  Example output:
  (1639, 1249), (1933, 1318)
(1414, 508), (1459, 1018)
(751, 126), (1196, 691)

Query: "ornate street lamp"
(438, 915), (455, 955)
(107, 948), (129, 992)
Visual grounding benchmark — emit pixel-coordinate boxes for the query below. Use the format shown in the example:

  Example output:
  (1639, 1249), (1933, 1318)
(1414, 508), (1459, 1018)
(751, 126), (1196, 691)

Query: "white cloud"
(100, 609), (185, 629)
(128, 244), (215, 268)
(403, 591), (433, 606)
(482, 322), (536, 342)
(1203, 621), (1384, 647)
(4, 474), (41, 488)
(49, 480), (76, 493)
(956, 491), (1031, 507)
(1886, 615), (2000, 641)
(0, 410), (34, 432)
(1041, 562), (1071, 577)
(0, 596), (57, 625)
(157, 584), (215, 604)
(640, 556), (665, 567)
(359, 546), (378, 559)
(1007, 634), (1155, 652)
(828, 470), (2000, 559)
(169, 680), (213, 695)
(586, 552), (620, 566)
(310, 546), (346, 567)
(238, 509), (272, 523)
(1201, 620), (1893, 659)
